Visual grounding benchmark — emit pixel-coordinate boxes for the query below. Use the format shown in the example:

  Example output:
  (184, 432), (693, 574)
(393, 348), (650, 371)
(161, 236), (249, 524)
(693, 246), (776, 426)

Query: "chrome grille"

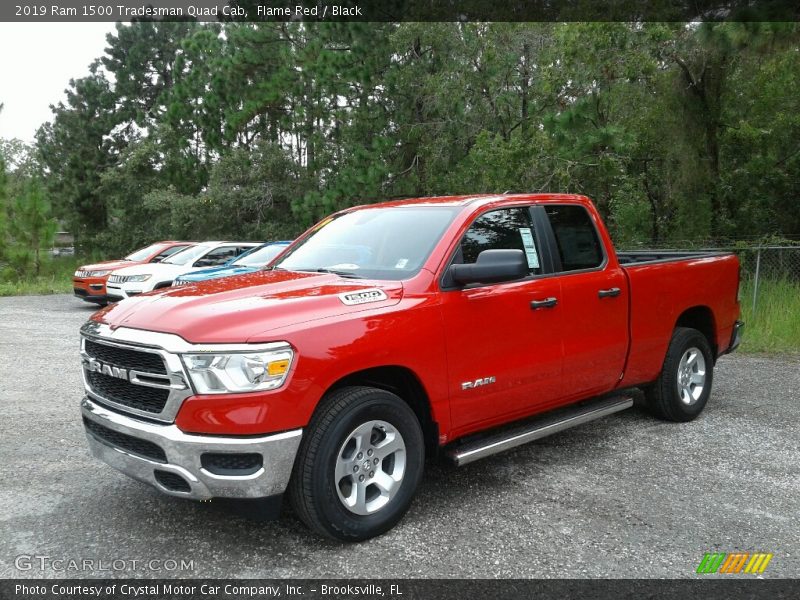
(76, 270), (108, 277)
(86, 370), (170, 413)
(85, 339), (166, 374)
(107, 274), (139, 283)
(81, 336), (192, 423)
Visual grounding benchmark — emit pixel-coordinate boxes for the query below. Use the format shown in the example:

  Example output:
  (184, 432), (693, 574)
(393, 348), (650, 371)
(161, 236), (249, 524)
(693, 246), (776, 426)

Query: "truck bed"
(617, 250), (729, 266)
(617, 250), (740, 389)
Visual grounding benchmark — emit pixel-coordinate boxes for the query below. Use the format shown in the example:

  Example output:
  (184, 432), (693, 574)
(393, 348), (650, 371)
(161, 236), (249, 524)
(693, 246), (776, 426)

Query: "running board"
(446, 395), (634, 466)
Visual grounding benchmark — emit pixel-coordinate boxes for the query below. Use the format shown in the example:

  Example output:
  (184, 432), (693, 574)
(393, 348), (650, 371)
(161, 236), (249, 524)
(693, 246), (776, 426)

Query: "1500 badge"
(339, 289), (388, 306)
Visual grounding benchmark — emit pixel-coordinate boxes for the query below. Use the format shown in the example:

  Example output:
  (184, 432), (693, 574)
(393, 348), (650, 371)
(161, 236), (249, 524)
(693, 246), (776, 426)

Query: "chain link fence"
(733, 246), (800, 315)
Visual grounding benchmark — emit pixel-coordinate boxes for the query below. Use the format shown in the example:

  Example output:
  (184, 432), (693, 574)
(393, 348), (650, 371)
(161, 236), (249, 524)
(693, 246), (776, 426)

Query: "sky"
(0, 23), (117, 142)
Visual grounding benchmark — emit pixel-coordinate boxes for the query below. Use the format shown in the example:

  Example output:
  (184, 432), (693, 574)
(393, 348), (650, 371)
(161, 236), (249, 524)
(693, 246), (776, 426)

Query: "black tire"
(644, 327), (714, 422)
(288, 386), (424, 541)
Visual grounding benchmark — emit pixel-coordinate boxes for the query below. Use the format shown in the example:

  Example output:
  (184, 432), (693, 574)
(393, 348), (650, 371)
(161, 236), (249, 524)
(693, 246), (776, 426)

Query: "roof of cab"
(349, 193), (591, 211)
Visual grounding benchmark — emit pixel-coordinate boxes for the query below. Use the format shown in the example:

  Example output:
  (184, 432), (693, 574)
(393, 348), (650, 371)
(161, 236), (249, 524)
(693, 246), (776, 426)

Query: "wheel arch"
(675, 306), (718, 357)
(326, 366), (439, 457)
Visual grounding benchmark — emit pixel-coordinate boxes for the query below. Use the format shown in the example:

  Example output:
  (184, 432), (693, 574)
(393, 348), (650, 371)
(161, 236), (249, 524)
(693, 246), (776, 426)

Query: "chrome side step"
(447, 395), (634, 466)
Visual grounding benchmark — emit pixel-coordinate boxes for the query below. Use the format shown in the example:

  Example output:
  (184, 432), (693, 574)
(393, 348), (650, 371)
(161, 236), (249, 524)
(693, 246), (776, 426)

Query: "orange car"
(73, 241), (194, 306)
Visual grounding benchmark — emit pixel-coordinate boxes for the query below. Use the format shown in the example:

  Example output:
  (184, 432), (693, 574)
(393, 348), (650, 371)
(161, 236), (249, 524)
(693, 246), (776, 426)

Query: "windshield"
(125, 243), (165, 262)
(163, 244), (212, 266)
(274, 206), (459, 280)
(233, 244), (288, 267)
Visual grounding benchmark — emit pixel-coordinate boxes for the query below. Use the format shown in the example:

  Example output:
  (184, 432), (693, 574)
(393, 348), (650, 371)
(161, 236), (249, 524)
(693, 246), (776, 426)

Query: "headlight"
(91, 270), (111, 277)
(182, 347), (294, 394)
(126, 274), (151, 282)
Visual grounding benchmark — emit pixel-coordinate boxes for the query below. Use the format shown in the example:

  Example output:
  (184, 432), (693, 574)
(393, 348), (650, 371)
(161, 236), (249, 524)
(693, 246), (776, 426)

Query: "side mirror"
(449, 249), (528, 286)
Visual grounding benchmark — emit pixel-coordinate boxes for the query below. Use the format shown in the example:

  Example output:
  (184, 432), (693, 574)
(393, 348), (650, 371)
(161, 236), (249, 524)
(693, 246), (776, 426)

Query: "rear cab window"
(544, 205), (604, 272)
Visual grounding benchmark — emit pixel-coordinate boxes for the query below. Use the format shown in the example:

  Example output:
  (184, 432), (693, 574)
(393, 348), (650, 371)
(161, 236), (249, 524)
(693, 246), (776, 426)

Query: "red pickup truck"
(79, 194), (742, 541)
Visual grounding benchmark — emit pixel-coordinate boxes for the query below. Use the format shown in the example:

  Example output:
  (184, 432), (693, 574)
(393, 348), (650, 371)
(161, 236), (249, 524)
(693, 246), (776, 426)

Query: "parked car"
(105, 241), (262, 301)
(173, 241), (292, 286)
(79, 194), (742, 541)
(73, 241), (195, 305)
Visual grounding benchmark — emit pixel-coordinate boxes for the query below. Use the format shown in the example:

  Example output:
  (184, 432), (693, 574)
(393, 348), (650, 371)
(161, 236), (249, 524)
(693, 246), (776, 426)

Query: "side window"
(545, 205), (604, 271)
(201, 246), (238, 266)
(458, 207), (542, 275)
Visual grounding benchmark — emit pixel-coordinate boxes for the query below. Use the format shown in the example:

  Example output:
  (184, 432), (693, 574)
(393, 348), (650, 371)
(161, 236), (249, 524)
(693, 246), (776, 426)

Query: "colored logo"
(696, 552), (773, 574)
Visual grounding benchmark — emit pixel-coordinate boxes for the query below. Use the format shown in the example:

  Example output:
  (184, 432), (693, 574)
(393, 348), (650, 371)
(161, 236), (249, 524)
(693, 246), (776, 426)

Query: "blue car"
(173, 241), (291, 286)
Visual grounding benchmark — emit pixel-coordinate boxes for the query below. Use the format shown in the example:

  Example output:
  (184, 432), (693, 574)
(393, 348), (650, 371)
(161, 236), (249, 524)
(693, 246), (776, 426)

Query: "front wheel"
(644, 327), (714, 422)
(288, 386), (425, 541)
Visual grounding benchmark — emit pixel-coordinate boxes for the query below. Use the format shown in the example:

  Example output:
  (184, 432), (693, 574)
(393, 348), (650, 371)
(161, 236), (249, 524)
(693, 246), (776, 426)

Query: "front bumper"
(81, 397), (302, 500)
(105, 283), (140, 301)
(73, 279), (109, 303)
(74, 289), (108, 304)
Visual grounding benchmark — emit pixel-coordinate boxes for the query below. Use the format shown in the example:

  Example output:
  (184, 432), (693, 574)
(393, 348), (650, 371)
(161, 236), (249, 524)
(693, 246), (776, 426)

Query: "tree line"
(1, 21), (799, 268)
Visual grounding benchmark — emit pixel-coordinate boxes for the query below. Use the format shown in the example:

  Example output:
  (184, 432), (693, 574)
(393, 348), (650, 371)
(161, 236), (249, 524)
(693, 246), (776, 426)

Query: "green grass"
(739, 278), (800, 353)
(0, 257), (78, 296)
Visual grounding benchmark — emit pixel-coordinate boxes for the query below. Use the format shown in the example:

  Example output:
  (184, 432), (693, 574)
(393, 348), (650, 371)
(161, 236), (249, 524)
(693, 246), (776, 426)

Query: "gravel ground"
(0, 294), (797, 579)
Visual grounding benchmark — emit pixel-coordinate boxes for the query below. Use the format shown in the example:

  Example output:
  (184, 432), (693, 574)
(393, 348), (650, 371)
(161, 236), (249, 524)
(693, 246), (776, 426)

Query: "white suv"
(106, 241), (261, 301)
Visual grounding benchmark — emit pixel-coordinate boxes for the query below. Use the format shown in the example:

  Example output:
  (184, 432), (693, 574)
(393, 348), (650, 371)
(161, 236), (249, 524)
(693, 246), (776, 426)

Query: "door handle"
(598, 287), (621, 298)
(530, 297), (558, 310)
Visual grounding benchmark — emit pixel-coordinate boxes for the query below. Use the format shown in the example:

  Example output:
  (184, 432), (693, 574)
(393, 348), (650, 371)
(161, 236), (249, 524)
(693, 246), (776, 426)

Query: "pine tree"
(0, 103), (7, 263)
(6, 179), (57, 277)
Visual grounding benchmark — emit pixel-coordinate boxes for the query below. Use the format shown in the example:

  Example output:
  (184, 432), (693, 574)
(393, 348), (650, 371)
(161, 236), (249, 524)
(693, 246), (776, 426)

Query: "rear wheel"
(288, 386), (424, 541)
(645, 327), (714, 422)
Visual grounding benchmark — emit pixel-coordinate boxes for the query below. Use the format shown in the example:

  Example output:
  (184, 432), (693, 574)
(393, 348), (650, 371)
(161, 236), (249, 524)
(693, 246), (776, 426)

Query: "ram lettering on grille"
(83, 339), (174, 416)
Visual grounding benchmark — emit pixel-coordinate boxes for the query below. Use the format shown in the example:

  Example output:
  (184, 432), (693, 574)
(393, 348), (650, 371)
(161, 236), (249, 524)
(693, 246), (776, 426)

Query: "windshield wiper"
(310, 268), (365, 279)
(271, 266), (364, 279)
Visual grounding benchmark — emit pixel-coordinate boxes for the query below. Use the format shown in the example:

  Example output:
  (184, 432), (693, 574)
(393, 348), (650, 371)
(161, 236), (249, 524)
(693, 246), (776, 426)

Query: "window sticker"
(395, 258), (409, 269)
(519, 227), (540, 269)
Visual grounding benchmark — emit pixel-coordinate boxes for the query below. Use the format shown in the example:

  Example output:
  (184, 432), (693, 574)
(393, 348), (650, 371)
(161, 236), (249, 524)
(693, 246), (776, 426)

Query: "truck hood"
(92, 270), (404, 344)
(176, 265), (258, 282)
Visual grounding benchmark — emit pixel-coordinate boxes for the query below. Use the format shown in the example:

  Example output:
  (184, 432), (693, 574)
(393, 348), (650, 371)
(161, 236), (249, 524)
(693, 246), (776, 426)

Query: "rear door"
(539, 204), (628, 398)
(439, 206), (564, 434)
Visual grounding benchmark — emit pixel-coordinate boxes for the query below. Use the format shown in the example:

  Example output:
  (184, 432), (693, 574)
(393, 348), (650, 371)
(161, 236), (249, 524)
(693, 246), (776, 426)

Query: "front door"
(439, 206), (565, 435)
